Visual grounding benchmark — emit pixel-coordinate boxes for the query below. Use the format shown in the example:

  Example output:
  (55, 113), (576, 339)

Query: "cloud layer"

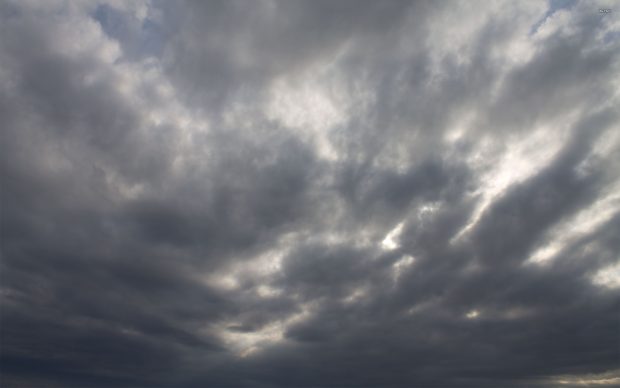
(1, 0), (619, 386)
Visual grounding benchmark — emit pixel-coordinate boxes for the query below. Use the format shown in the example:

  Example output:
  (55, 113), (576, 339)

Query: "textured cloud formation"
(1, 0), (619, 387)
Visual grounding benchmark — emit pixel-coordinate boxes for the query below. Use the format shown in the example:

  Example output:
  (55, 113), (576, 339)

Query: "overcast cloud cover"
(1, 0), (619, 386)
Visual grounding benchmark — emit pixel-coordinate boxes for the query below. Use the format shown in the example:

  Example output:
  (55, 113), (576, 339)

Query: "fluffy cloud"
(1, 0), (619, 386)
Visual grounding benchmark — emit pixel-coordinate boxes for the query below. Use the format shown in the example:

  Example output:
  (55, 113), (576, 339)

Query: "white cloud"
(381, 222), (405, 251)
(527, 181), (620, 265)
(592, 261), (620, 289)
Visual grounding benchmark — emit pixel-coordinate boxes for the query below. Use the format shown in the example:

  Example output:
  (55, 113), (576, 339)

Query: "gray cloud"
(1, 0), (619, 387)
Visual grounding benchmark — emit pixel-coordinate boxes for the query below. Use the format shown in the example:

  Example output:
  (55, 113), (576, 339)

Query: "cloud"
(1, 0), (619, 386)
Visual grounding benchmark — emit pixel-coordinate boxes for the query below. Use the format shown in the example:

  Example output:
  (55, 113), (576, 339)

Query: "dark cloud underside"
(1, 0), (619, 387)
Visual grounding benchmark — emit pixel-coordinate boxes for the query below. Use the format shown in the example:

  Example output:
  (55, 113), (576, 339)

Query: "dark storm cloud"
(1, 0), (619, 387)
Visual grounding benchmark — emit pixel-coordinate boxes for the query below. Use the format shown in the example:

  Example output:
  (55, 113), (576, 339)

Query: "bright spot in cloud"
(218, 304), (313, 358)
(207, 273), (240, 291)
(342, 287), (369, 305)
(392, 255), (416, 282)
(527, 184), (620, 265)
(466, 309), (480, 319)
(592, 262), (620, 289)
(453, 124), (571, 243)
(204, 243), (288, 291)
(551, 369), (620, 386)
(382, 222), (405, 251)
(265, 74), (349, 161)
(417, 202), (441, 225)
(256, 285), (283, 298)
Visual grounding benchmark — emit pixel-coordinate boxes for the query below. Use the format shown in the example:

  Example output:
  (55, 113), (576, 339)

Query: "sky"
(0, 0), (619, 387)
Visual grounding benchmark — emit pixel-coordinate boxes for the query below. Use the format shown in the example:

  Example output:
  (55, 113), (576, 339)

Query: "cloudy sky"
(1, 0), (619, 387)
